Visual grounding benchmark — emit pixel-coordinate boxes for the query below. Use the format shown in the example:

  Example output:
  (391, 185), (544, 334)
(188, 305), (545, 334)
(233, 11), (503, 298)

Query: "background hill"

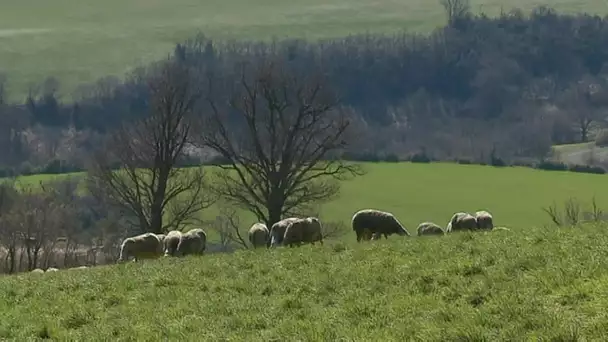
(0, 0), (603, 102)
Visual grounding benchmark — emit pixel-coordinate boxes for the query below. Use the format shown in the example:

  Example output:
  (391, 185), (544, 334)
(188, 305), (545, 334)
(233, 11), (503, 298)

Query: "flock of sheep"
(114, 209), (496, 262)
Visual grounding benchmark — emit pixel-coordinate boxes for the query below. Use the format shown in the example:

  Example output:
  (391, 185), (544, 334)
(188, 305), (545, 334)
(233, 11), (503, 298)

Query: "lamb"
(117, 232), (164, 262)
(475, 210), (494, 230)
(156, 234), (166, 244)
(282, 217), (323, 247)
(417, 222), (445, 236)
(446, 212), (477, 232)
(31, 268), (44, 274)
(176, 228), (207, 256)
(351, 209), (410, 242)
(248, 223), (270, 248)
(163, 230), (183, 256)
(46, 267), (59, 272)
(269, 217), (300, 247)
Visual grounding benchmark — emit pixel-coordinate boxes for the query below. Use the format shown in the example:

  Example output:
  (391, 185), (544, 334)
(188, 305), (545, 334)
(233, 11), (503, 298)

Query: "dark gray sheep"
(352, 209), (410, 242)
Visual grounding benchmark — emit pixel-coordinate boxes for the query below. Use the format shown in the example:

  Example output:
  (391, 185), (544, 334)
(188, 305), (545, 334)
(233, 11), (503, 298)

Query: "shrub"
(408, 151), (432, 163)
(567, 164), (606, 175)
(536, 160), (567, 171)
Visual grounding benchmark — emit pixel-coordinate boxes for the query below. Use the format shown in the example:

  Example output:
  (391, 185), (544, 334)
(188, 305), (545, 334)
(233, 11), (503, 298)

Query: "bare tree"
(197, 58), (362, 229)
(0, 181), (20, 273)
(440, 0), (471, 26)
(87, 60), (215, 234)
(207, 204), (248, 251)
(557, 76), (608, 143)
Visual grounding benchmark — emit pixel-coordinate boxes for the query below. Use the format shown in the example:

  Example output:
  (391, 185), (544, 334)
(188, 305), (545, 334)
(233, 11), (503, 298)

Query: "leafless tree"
(87, 60), (216, 234)
(207, 204), (248, 251)
(557, 76), (608, 143)
(0, 181), (20, 273)
(440, 0), (471, 26)
(197, 58), (363, 229)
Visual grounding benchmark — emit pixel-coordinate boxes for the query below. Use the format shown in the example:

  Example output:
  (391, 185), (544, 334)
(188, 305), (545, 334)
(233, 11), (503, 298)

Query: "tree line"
(2, 4), (608, 172)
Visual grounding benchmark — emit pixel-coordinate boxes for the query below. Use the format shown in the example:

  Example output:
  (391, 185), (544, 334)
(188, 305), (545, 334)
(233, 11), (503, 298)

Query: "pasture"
(3, 223), (608, 339)
(13, 162), (608, 233)
(0, 0), (603, 102)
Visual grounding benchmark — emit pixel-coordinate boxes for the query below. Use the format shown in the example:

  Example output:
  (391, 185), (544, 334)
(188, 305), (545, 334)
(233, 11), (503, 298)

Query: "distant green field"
(4, 223), (608, 339)
(14, 162), (608, 234)
(0, 0), (603, 102)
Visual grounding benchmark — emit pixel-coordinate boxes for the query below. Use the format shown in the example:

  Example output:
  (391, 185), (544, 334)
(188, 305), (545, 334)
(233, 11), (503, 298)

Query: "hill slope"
(1, 0), (603, 101)
(3, 224), (608, 340)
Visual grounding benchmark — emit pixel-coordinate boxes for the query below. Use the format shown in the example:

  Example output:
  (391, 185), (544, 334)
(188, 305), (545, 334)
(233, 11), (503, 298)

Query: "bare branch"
(86, 60), (215, 234)
(195, 57), (363, 228)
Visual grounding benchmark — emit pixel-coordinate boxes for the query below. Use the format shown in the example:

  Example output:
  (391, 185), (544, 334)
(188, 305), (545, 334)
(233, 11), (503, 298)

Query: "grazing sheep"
(248, 223), (270, 248)
(475, 210), (494, 230)
(352, 209), (410, 242)
(417, 222), (445, 236)
(176, 228), (207, 256)
(46, 267), (59, 272)
(446, 212), (477, 233)
(117, 232), (164, 262)
(269, 217), (300, 247)
(164, 230), (183, 256)
(31, 268), (44, 274)
(283, 217), (324, 247)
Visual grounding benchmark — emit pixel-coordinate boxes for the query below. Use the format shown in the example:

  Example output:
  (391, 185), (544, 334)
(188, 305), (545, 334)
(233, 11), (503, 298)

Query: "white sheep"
(46, 267), (59, 272)
(248, 223), (270, 248)
(416, 222), (445, 236)
(282, 217), (323, 247)
(475, 210), (494, 230)
(163, 230), (183, 256)
(269, 217), (300, 247)
(176, 228), (207, 256)
(117, 232), (164, 262)
(446, 212), (477, 233)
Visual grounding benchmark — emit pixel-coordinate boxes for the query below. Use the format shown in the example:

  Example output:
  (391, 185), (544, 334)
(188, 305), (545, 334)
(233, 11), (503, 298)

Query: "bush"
(536, 160), (568, 171)
(408, 151), (432, 163)
(595, 129), (608, 147)
(567, 164), (606, 175)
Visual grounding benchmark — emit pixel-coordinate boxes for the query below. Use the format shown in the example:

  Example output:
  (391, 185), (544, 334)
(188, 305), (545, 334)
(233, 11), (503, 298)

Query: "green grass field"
(14, 162), (608, 233)
(1, 0), (603, 102)
(4, 223), (608, 340)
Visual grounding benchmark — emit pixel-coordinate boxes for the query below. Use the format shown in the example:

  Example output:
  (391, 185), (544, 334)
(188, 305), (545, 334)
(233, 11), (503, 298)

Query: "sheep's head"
(397, 226), (410, 236)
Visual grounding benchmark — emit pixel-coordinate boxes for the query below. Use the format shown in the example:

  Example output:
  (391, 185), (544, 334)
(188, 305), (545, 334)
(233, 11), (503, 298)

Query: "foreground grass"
(12, 162), (608, 232)
(3, 224), (608, 339)
(1, 0), (603, 102)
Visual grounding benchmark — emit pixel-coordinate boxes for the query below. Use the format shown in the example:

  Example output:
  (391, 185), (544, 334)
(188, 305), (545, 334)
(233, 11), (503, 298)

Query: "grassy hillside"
(0, 0), (602, 102)
(14, 162), (608, 232)
(3, 223), (608, 340)
(553, 142), (608, 165)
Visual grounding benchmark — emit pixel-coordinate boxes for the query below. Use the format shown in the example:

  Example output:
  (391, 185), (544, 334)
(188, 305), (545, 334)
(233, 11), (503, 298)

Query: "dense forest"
(2, 4), (608, 175)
